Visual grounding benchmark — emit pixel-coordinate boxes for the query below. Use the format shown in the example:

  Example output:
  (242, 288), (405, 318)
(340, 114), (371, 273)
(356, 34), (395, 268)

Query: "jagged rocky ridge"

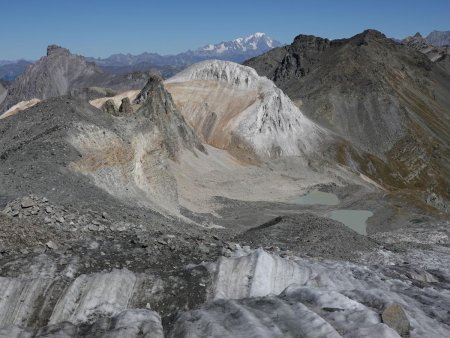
(244, 29), (450, 206)
(0, 45), (151, 113)
(402, 32), (449, 62)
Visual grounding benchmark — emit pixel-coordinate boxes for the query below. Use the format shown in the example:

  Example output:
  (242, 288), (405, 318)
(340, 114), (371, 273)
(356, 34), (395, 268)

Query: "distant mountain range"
(87, 32), (283, 75)
(90, 33), (282, 66)
(3, 31), (449, 81)
(0, 60), (32, 81)
(0, 33), (282, 80)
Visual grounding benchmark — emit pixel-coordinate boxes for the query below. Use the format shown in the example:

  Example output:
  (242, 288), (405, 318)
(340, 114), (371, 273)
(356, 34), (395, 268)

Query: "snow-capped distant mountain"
(87, 33), (283, 75)
(196, 32), (283, 57)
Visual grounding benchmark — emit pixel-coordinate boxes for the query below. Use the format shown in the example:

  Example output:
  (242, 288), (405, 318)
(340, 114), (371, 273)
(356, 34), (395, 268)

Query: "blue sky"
(0, 0), (449, 60)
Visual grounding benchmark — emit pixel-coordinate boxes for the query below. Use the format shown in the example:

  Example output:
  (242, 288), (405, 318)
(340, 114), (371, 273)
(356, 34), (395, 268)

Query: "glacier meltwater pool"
(328, 210), (373, 235)
(291, 190), (339, 206)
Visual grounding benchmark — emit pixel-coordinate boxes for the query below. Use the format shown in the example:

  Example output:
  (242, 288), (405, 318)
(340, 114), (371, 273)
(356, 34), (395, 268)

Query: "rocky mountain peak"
(351, 29), (388, 46)
(402, 32), (448, 62)
(46, 44), (70, 56)
(134, 74), (205, 158)
(0, 45), (152, 114)
(359, 29), (386, 39)
(403, 32), (429, 49)
(133, 74), (165, 105)
(292, 34), (331, 51)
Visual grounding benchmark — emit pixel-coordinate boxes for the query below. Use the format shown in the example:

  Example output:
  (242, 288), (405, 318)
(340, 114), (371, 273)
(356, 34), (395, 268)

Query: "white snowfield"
(166, 60), (327, 159)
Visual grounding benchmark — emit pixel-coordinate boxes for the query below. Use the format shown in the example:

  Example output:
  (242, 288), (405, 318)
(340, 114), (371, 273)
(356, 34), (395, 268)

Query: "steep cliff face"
(245, 30), (450, 204)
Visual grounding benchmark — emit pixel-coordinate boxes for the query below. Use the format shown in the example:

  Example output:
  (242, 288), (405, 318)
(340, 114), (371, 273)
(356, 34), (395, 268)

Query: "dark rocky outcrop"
(133, 74), (165, 105)
(101, 99), (118, 115)
(119, 97), (133, 113)
(134, 75), (205, 158)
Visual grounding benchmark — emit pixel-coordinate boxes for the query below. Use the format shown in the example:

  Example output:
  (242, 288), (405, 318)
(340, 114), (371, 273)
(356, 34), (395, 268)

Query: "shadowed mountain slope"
(245, 29), (450, 205)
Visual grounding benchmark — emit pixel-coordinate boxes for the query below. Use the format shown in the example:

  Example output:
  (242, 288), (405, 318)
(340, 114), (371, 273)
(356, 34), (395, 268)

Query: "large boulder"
(101, 99), (118, 115)
(381, 303), (410, 336)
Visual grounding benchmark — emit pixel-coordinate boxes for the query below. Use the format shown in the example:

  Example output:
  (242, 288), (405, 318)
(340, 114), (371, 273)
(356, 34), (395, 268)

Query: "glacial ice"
(198, 249), (450, 337)
(0, 249), (449, 337)
(49, 269), (137, 324)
